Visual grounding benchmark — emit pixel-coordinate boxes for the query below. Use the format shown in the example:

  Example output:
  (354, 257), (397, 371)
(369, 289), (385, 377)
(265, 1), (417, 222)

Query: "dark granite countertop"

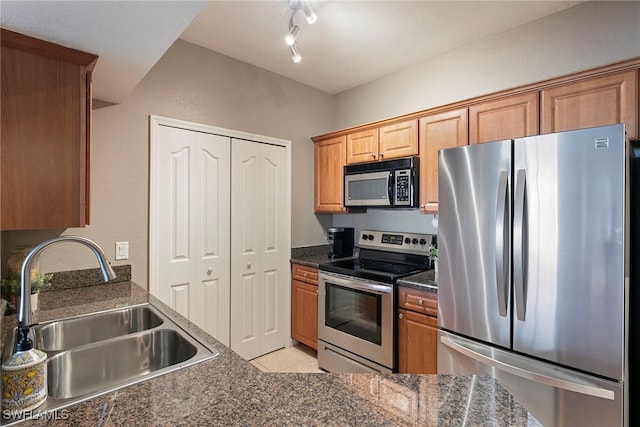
(397, 269), (438, 293)
(290, 244), (353, 268)
(1, 281), (540, 426)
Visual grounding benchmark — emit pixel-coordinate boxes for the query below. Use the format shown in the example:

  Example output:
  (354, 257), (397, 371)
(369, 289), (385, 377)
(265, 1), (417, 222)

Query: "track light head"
(285, 25), (299, 46)
(302, 2), (317, 25)
(289, 44), (302, 63)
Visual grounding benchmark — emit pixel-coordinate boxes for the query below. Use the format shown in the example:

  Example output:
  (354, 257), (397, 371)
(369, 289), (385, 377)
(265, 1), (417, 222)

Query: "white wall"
(335, 1), (640, 128)
(2, 40), (335, 287)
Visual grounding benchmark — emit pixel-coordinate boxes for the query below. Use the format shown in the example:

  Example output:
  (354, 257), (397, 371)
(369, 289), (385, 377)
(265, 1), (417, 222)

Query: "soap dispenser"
(2, 327), (47, 413)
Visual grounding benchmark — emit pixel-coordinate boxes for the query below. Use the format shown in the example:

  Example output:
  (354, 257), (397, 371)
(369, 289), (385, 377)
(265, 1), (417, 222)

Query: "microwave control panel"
(395, 169), (412, 205)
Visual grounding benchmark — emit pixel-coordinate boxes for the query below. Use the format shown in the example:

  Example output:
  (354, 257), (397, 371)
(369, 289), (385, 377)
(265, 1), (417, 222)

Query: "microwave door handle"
(388, 172), (394, 205)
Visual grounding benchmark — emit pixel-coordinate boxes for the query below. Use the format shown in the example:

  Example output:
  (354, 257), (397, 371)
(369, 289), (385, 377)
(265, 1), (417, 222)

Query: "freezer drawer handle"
(514, 169), (527, 321)
(440, 335), (615, 400)
(495, 170), (509, 317)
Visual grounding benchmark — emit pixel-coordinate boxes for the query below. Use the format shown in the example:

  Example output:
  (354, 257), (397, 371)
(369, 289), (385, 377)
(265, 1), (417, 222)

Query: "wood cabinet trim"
(1, 28), (98, 69)
(311, 57), (640, 143)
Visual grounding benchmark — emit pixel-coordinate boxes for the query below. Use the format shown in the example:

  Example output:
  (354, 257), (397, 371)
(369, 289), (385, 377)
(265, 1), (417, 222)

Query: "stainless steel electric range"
(317, 229), (433, 374)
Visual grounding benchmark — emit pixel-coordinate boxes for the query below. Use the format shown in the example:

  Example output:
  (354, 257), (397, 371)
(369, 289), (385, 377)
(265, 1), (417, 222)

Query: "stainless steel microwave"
(344, 157), (418, 208)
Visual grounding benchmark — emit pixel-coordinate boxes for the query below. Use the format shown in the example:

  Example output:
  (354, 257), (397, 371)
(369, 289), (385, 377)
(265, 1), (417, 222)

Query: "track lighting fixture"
(285, 0), (317, 63)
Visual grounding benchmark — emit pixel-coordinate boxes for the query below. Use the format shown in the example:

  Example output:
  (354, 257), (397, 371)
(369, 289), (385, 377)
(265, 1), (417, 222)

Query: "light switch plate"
(115, 241), (129, 260)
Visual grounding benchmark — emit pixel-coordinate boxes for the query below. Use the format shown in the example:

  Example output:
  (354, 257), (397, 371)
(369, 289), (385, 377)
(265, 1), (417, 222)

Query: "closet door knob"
(207, 267), (213, 276)
(247, 261), (252, 269)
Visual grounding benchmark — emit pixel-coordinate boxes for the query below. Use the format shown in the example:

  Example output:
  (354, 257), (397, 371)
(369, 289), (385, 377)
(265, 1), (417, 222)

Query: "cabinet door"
(469, 92), (539, 144)
(378, 119), (418, 160)
(346, 128), (379, 164)
(314, 136), (347, 213)
(418, 108), (468, 213)
(291, 279), (318, 350)
(541, 70), (637, 138)
(1, 30), (96, 230)
(397, 309), (438, 374)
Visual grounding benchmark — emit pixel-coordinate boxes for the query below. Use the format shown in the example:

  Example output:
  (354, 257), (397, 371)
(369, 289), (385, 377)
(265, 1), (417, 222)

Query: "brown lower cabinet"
(291, 263), (318, 350)
(397, 286), (438, 374)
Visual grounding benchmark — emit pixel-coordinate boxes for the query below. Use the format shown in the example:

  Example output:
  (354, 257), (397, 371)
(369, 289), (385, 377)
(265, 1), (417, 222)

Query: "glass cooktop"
(319, 257), (427, 284)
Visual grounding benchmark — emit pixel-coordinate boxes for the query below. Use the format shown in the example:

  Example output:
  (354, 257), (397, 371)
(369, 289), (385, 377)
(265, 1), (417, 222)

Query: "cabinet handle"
(398, 313), (403, 319)
(247, 262), (252, 269)
(418, 299), (424, 305)
(303, 272), (308, 277)
(207, 267), (213, 276)
(371, 154), (376, 158)
(380, 153), (384, 158)
(420, 204), (425, 208)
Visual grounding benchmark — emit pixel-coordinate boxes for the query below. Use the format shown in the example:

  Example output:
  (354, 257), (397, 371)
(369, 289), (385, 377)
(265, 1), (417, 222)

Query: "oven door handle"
(321, 274), (393, 295)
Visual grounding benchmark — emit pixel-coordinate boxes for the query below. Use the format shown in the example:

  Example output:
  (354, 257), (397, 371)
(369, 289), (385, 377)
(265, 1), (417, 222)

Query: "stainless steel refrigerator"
(437, 124), (634, 426)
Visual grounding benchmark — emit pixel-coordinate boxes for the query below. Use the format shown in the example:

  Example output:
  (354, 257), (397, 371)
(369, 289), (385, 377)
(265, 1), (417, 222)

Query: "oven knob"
(419, 239), (427, 245)
(404, 238), (410, 244)
(367, 234), (374, 241)
(362, 234), (368, 240)
(412, 238), (418, 244)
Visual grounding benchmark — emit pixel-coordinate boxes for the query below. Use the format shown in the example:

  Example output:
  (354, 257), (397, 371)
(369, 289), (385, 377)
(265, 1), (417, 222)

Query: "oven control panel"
(359, 230), (432, 255)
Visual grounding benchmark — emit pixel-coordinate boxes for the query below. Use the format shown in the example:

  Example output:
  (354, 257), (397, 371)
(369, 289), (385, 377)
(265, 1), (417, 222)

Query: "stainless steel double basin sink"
(2, 303), (219, 423)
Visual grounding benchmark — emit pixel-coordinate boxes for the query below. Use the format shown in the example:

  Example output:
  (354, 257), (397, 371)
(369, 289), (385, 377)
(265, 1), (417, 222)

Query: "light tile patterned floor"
(250, 344), (324, 373)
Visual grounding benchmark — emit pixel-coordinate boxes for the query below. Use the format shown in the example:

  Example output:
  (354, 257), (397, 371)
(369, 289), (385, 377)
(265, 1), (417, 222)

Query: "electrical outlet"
(115, 241), (129, 260)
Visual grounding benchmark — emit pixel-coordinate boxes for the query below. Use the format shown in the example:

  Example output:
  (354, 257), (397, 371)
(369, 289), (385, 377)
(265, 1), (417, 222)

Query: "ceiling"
(1, 1), (583, 103)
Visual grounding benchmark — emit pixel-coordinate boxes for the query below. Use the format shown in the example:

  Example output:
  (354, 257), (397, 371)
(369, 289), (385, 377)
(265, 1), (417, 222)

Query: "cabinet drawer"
(291, 263), (319, 285)
(398, 286), (437, 316)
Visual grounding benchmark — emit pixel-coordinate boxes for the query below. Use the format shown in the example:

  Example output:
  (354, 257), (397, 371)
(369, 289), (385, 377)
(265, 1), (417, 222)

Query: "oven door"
(318, 272), (394, 369)
(344, 170), (392, 207)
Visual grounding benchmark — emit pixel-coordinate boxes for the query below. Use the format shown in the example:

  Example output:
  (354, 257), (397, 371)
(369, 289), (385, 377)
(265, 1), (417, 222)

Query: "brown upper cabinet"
(469, 92), (539, 144)
(346, 128), (378, 164)
(314, 135), (347, 213)
(418, 109), (468, 213)
(312, 58), (639, 215)
(346, 119), (418, 164)
(1, 29), (98, 230)
(541, 70), (637, 138)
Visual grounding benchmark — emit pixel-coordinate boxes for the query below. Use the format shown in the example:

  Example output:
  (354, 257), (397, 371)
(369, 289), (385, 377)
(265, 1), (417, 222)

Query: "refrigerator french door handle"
(513, 169), (527, 321)
(495, 171), (509, 317)
(440, 335), (615, 400)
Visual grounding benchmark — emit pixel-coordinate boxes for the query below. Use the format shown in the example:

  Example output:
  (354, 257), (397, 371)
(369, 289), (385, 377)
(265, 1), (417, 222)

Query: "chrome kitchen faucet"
(14, 236), (117, 352)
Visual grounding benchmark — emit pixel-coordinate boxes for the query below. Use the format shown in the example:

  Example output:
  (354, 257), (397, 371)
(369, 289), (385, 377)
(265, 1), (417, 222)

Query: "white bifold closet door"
(152, 125), (231, 346)
(230, 139), (287, 360)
